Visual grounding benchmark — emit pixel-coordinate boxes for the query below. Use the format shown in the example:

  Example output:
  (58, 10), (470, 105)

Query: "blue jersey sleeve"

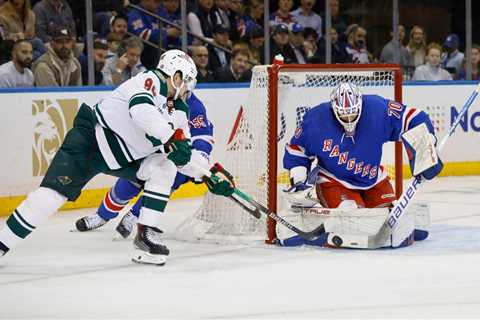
(283, 108), (316, 171)
(187, 93), (214, 155)
(376, 96), (436, 142)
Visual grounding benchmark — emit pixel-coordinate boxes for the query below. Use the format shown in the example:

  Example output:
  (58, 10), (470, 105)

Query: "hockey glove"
(203, 163), (235, 197)
(165, 129), (192, 167)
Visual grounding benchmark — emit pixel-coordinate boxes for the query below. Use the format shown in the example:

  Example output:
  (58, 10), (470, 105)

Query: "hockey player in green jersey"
(0, 49), (234, 266)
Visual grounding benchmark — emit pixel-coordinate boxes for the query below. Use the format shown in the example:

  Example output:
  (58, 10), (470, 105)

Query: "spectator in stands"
(102, 36), (145, 86)
(314, 26), (350, 63)
(327, 0), (347, 39)
(128, 0), (175, 69)
(213, 47), (251, 82)
(379, 25), (411, 67)
(413, 42), (452, 81)
(458, 44), (480, 81)
(267, 23), (296, 64)
(106, 31), (122, 59)
(226, 0), (245, 41)
(441, 33), (464, 78)
(289, 22), (308, 64)
(159, 0), (181, 49)
(247, 24), (264, 65)
(207, 24), (231, 72)
(212, 0), (231, 32)
(79, 39), (108, 85)
(345, 24), (370, 63)
(270, 0), (296, 29)
(32, 27), (81, 86)
(242, 0), (263, 35)
(93, 1), (128, 37)
(0, 39), (33, 87)
(188, 0), (215, 42)
(406, 25), (427, 67)
(291, 0), (322, 39)
(110, 15), (128, 40)
(191, 44), (213, 83)
(0, 0), (46, 60)
(33, 0), (76, 44)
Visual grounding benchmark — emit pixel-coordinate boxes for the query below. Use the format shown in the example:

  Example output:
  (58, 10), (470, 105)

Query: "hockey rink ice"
(1, 176), (480, 319)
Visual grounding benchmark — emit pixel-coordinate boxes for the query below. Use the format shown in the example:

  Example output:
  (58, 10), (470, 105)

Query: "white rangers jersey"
(93, 69), (190, 170)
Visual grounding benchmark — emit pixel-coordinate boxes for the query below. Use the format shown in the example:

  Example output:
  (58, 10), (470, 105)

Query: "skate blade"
(132, 249), (167, 266)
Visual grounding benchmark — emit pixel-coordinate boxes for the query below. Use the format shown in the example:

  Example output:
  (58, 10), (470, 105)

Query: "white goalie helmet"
(330, 82), (363, 136)
(157, 49), (198, 99)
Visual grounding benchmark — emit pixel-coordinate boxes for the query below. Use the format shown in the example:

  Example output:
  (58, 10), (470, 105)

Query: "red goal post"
(265, 63), (404, 242)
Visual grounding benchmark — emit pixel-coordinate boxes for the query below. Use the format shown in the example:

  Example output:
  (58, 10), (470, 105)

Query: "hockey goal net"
(176, 64), (403, 243)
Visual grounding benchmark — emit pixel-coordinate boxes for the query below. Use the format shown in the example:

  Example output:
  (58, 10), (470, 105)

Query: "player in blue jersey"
(284, 82), (443, 210)
(75, 91), (216, 238)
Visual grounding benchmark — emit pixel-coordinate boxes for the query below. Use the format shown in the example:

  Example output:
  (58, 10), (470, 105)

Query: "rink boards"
(0, 81), (479, 215)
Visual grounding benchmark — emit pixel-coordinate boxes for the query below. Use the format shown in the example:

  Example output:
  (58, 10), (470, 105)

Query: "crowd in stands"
(0, 0), (478, 88)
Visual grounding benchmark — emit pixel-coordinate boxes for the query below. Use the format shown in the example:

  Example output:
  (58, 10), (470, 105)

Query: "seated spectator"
(93, 1), (128, 37)
(106, 31), (122, 58)
(33, 0), (76, 44)
(110, 14), (128, 40)
(266, 23), (296, 64)
(327, 0), (347, 38)
(79, 39), (108, 85)
(379, 25), (411, 67)
(159, 0), (181, 49)
(32, 27), (81, 86)
(407, 25), (427, 67)
(413, 42), (452, 81)
(0, 0), (46, 60)
(270, 0), (296, 29)
(212, 0), (232, 32)
(458, 44), (480, 80)
(315, 27), (350, 63)
(102, 36), (145, 86)
(345, 24), (370, 63)
(213, 47), (251, 82)
(128, 0), (167, 69)
(0, 39), (33, 87)
(191, 44), (213, 83)
(239, 0), (263, 40)
(207, 24), (231, 72)
(291, 0), (322, 39)
(247, 24), (264, 65)
(188, 0), (215, 42)
(441, 33), (464, 78)
(289, 23), (308, 64)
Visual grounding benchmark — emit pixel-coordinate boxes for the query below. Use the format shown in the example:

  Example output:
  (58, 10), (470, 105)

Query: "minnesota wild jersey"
(93, 69), (190, 170)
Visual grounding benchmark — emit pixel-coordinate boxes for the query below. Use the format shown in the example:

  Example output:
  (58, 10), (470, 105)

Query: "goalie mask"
(157, 49), (198, 100)
(330, 82), (363, 137)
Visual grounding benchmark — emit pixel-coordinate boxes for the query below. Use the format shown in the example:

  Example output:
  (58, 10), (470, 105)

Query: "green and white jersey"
(93, 69), (190, 170)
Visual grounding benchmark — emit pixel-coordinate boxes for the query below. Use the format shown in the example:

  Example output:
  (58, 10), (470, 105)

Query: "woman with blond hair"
(413, 42), (452, 81)
(0, 0), (45, 60)
(407, 25), (427, 67)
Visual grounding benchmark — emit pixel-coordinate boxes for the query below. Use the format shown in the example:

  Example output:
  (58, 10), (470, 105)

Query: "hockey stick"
(363, 82), (480, 248)
(194, 162), (326, 240)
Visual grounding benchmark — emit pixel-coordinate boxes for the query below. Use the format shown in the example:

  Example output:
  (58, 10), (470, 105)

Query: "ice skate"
(116, 210), (137, 239)
(132, 224), (169, 266)
(75, 213), (108, 232)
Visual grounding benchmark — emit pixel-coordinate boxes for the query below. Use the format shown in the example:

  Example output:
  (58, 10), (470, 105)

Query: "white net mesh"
(175, 65), (399, 243)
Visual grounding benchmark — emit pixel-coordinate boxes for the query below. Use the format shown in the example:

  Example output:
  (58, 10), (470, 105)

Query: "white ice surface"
(1, 176), (480, 319)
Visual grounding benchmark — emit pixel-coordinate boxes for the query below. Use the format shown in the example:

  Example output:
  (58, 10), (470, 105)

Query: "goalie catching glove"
(165, 128), (192, 167)
(401, 123), (443, 180)
(203, 163), (235, 197)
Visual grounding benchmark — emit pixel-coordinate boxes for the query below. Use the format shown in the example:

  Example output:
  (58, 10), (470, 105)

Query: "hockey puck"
(331, 235), (343, 247)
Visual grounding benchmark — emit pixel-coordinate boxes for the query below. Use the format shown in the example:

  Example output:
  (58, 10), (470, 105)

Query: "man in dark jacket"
(213, 47), (251, 82)
(207, 24), (231, 72)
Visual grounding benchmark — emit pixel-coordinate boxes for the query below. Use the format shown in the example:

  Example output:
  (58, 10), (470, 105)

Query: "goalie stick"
(361, 82), (480, 249)
(195, 162), (326, 241)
